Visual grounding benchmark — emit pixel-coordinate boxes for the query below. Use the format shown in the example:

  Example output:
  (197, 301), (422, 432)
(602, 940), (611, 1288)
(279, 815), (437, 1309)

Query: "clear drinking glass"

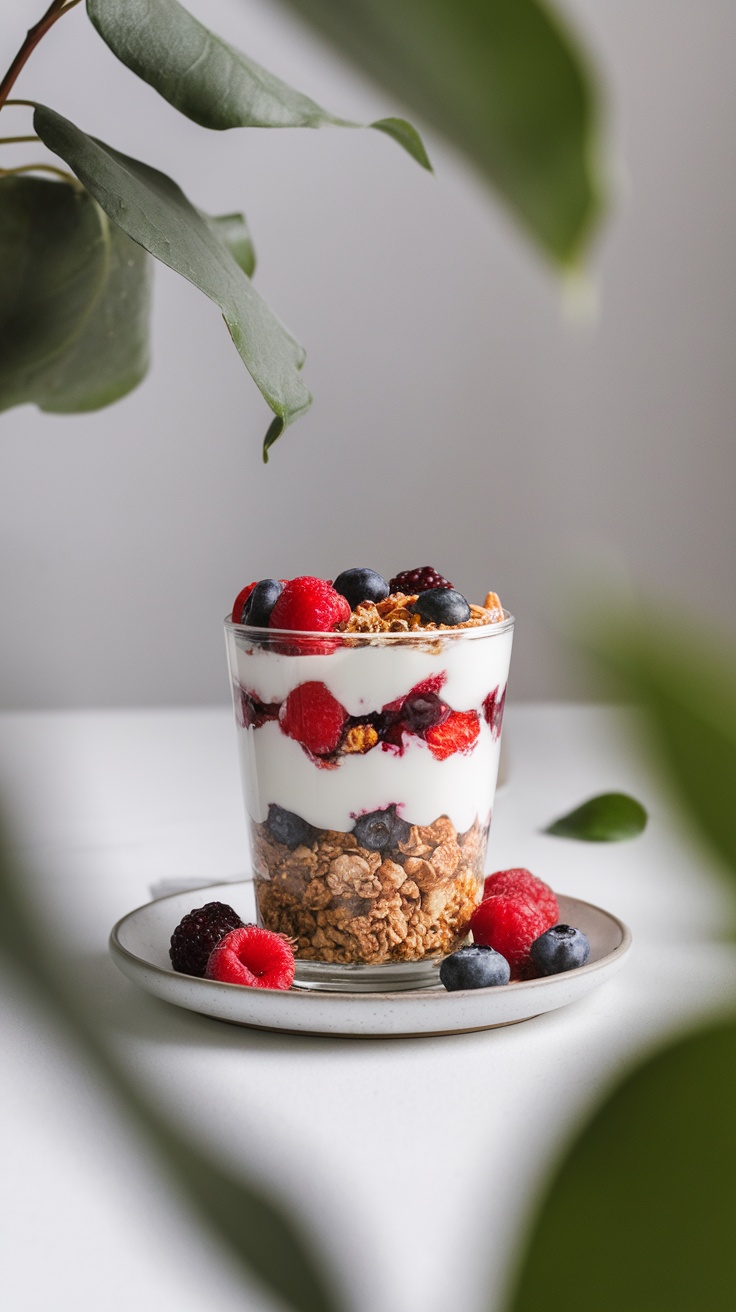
(224, 615), (514, 991)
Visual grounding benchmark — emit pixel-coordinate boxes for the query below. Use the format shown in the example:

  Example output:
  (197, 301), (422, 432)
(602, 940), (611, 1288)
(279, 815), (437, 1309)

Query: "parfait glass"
(224, 615), (514, 991)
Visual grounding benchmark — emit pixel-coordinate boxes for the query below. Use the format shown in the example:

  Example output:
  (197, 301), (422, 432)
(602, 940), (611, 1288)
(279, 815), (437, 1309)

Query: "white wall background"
(1, 0), (735, 709)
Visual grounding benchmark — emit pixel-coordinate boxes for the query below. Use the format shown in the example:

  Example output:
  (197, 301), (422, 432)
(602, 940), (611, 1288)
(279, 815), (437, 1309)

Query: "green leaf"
(545, 792), (648, 842)
(506, 1016), (736, 1312)
(205, 210), (256, 279)
(276, 0), (604, 266)
(34, 105), (311, 447)
(0, 821), (344, 1312)
(86, 0), (431, 170)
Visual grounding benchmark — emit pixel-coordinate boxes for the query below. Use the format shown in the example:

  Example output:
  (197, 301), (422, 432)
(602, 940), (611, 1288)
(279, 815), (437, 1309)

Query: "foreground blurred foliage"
(0, 0), (605, 453)
(506, 614), (736, 1312)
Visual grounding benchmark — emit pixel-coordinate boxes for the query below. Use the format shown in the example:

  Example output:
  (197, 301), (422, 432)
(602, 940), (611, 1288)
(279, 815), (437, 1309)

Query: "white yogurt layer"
(226, 623), (513, 835)
(238, 719), (500, 833)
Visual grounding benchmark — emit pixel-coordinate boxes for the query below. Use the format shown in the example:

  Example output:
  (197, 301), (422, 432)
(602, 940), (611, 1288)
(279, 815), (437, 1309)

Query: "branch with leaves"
(0, 0), (604, 457)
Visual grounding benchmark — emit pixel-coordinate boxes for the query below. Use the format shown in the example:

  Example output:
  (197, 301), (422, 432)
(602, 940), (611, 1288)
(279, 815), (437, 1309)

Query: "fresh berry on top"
(170, 901), (244, 977)
(352, 805), (410, 851)
(279, 681), (347, 757)
(269, 576), (350, 632)
(389, 566), (454, 594)
(411, 588), (471, 627)
(482, 868), (559, 926)
(529, 924), (590, 976)
(231, 581), (257, 624)
(333, 568), (390, 610)
(265, 803), (314, 850)
(439, 943), (510, 991)
(470, 894), (549, 980)
(245, 579), (284, 627)
(425, 709), (480, 761)
(206, 924), (295, 989)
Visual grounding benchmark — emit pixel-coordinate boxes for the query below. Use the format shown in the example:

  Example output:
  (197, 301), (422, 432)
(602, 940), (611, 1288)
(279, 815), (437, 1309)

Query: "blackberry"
(170, 901), (244, 977)
(389, 567), (454, 594)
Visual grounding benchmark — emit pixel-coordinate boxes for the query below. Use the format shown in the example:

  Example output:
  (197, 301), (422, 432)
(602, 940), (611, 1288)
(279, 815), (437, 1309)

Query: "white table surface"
(1, 705), (734, 1312)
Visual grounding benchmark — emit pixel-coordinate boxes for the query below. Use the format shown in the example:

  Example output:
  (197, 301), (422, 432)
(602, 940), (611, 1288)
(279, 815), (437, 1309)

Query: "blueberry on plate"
(529, 924), (591, 975)
(439, 944), (511, 991)
(411, 588), (471, 626)
(245, 579), (283, 627)
(265, 803), (313, 850)
(333, 568), (390, 610)
(352, 805), (407, 851)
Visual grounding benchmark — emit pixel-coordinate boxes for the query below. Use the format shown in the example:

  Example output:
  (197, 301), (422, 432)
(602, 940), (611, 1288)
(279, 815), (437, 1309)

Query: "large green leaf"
(0, 821), (344, 1312)
(277, 0), (604, 266)
(546, 792), (648, 842)
(86, 0), (431, 170)
(506, 1016), (736, 1311)
(206, 210), (256, 279)
(34, 104), (311, 453)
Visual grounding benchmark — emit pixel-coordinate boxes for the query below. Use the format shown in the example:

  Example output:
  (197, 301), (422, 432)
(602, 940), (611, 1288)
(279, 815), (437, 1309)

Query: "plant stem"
(0, 136), (40, 145)
(0, 0), (82, 113)
(0, 161), (82, 187)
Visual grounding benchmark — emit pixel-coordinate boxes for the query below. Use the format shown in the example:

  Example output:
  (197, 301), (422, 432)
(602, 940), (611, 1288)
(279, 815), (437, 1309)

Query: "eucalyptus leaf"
(0, 176), (109, 410)
(0, 821), (344, 1312)
(34, 105), (311, 450)
(86, 0), (431, 170)
(277, 0), (604, 265)
(206, 210), (256, 279)
(546, 792), (648, 842)
(506, 1015), (736, 1311)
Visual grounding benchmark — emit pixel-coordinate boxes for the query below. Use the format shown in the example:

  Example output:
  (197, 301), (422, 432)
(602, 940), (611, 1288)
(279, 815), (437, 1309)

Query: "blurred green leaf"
(206, 210), (256, 279)
(506, 1015), (736, 1311)
(34, 104), (311, 448)
(0, 822), (344, 1312)
(86, 0), (431, 170)
(277, 0), (605, 265)
(546, 792), (647, 842)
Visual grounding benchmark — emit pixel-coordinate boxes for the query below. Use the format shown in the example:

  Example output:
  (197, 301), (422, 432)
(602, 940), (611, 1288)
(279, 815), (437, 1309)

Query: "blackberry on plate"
(411, 588), (471, 626)
(245, 579), (283, 627)
(352, 805), (408, 851)
(389, 566), (454, 594)
(170, 901), (244, 977)
(530, 924), (590, 975)
(440, 944), (510, 991)
(266, 803), (314, 849)
(333, 568), (389, 609)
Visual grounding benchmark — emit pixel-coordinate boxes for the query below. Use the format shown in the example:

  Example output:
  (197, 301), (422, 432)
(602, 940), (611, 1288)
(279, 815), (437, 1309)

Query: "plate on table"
(110, 882), (632, 1039)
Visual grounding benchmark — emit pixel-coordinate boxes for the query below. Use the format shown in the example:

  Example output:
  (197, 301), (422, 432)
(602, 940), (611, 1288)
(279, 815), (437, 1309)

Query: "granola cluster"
(251, 813), (489, 965)
(338, 591), (504, 635)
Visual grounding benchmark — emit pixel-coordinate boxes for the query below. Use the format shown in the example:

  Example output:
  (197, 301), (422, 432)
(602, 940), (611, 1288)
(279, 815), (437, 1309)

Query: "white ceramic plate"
(110, 882), (632, 1038)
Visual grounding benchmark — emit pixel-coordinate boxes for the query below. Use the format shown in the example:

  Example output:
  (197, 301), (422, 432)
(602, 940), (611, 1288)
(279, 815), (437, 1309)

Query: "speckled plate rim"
(109, 883), (632, 1038)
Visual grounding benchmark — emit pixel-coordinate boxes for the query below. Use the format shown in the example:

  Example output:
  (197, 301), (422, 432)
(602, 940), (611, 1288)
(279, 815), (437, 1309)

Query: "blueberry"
(529, 924), (591, 976)
(411, 588), (471, 626)
(439, 944), (511, 991)
(265, 804), (313, 850)
(333, 568), (390, 610)
(244, 579), (283, 627)
(401, 691), (450, 734)
(352, 806), (407, 851)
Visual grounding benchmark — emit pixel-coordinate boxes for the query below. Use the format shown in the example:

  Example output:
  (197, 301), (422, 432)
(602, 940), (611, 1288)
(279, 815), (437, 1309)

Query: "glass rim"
(224, 608), (515, 642)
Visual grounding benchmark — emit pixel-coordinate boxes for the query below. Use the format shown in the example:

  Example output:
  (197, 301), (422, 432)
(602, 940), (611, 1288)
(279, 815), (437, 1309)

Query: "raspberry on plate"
(482, 868), (559, 926)
(269, 576), (350, 632)
(170, 901), (244, 977)
(425, 709), (480, 761)
(279, 681), (347, 757)
(470, 894), (549, 980)
(389, 566), (454, 594)
(206, 925), (295, 989)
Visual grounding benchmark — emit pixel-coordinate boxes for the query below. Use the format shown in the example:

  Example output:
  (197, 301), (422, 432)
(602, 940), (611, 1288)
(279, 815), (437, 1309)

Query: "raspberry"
(170, 901), (244, 977)
(279, 681), (347, 756)
(389, 567), (454, 594)
(206, 925), (295, 989)
(470, 894), (549, 980)
(231, 581), (257, 624)
(483, 684), (507, 739)
(482, 868), (559, 926)
(269, 576), (350, 632)
(425, 709), (480, 760)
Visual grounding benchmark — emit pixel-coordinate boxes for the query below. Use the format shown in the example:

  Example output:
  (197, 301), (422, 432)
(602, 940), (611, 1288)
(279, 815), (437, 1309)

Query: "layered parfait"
(225, 566), (513, 988)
